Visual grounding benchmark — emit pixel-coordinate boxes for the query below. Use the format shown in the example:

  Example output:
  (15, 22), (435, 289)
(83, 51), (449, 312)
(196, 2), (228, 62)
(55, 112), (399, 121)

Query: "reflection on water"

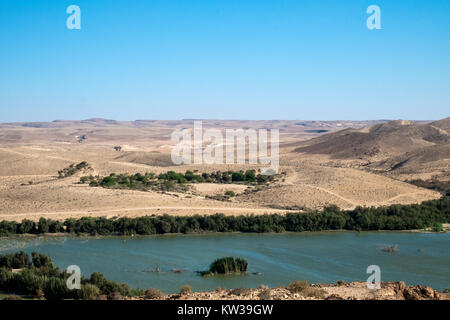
(0, 236), (69, 252)
(1, 232), (449, 293)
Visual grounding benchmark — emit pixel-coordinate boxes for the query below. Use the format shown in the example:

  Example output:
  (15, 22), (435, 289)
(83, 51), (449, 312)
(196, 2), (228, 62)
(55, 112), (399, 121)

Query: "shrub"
(336, 280), (345, 286)
(432, 222), (443, 232)
(58, 162), (89, 178)
(15, 268), (47, 294)
(287, 280), (309, 293)
(89, 272), (132, 296)
(287, 280), (326, 298)
(108, 291), (123, 300)
(258, 288), (271, 300)
(207, 257), (248, 275)
(229, 288), (251, 296)
(77, 284), (100, 300)
(302, 286), (327, 299)
(0, 268), (14, 290)
(180, 285), (192, 295)
(145, 288), (164, 299)
(80, 176), (90, 184)
(43, 277), (70, 300)
(303, 287), (327, 299)
(224, 190), (236, 197)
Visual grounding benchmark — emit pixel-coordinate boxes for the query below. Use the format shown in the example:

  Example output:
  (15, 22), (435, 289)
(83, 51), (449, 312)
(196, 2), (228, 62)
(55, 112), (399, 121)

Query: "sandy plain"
(0, 119), (442, 222)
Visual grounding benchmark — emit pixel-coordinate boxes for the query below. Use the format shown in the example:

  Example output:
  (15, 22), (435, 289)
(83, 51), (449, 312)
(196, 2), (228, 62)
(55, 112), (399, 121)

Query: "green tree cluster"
(0, 252), (142, 300)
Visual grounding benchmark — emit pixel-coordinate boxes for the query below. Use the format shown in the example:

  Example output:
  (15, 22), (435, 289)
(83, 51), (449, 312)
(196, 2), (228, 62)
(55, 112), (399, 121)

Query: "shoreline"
(2, 281), (448, 301)
(1, 196), (448, 237)
(113, 281), (450, 301)
(1, 226), (449, 241)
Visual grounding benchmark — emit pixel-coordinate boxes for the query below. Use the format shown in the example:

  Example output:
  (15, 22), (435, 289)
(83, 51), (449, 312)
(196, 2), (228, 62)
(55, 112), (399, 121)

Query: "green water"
(1, 231), (449, 293)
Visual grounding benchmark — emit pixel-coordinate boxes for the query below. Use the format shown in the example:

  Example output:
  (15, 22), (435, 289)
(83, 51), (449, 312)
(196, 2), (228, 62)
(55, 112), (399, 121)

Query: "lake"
(1, 231), (449, 293)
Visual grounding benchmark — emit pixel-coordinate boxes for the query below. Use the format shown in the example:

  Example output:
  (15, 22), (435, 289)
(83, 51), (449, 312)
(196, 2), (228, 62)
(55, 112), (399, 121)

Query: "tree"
(18, 219), (35, 234)
(37, 218), (50, 233)
(32, 252), (53, 268)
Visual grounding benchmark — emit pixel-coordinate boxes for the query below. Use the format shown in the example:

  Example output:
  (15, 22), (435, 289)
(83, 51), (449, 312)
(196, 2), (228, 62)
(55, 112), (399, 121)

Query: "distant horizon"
(1, 117), (445, 124)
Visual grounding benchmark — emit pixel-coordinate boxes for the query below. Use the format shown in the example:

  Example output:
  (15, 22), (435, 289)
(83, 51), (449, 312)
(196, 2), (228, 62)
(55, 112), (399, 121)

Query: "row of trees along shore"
(0, 195), (449, 236)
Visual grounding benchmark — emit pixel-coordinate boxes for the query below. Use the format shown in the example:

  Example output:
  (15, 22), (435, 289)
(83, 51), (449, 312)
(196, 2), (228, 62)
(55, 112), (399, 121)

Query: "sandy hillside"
(292, 118), (450, 181)
(0, 119), (443, 221)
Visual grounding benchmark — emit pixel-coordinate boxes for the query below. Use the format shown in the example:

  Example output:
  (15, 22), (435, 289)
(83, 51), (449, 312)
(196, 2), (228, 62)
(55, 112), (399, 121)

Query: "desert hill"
(292, 118), (449, 180)
(369, 142), (450, 179)
(431, 117), (450, 132)
(294, 119), (449, 160)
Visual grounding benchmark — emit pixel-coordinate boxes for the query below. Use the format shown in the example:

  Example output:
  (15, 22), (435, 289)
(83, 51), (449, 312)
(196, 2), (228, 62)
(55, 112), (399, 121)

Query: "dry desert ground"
(0, 119), (445, 222)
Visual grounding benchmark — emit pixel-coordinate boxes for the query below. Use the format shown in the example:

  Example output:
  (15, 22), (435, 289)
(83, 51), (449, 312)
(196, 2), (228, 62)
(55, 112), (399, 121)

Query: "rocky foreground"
(124, 282), (449, 301)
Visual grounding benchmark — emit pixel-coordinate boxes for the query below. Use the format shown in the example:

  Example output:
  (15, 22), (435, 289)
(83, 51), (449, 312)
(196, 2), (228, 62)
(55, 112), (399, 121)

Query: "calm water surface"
(1, 231), (449, 293)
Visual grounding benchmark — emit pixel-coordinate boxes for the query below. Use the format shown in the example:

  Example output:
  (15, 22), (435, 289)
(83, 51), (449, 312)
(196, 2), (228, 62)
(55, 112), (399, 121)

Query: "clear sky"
(0, 0), (449, 122)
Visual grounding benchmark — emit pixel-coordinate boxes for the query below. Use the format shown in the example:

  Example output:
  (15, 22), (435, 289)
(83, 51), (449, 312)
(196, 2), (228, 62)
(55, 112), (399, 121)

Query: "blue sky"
(0, 0), (449, 122)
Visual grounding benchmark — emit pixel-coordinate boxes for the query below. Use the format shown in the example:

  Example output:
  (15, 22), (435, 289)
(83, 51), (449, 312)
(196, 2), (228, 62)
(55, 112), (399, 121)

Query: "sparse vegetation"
(287, 280), (309, 293)
(287, 280), (327, 298)
(224, 190), (236, 197)
(336, 280), (345, 286)
(58, 161), (89, 178)
(179, 285), (192, 295)
(229, 287), (252, 296)
(258, 287), (272, 300)
(145, 288), (164, 299)
(407, 179), (450, 195)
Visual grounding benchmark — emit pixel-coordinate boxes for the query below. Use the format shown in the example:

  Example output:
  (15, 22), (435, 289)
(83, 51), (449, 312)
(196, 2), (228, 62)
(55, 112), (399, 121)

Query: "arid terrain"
(0, 118), (448, 222)
(127, 281), (449, 301)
